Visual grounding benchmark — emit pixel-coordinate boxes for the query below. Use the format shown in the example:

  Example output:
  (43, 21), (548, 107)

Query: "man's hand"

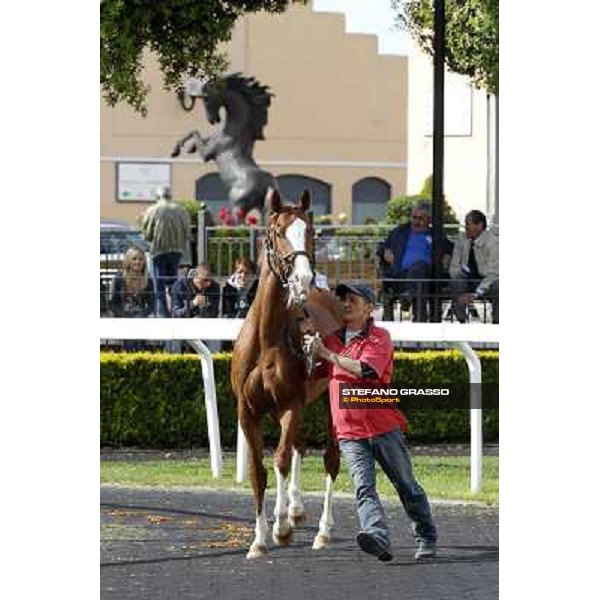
(312, 335), (332, 360)
(383, 248), (394, 265)
(193, 294), (207, 308)
(458, 293), (476, 307)
(303, 333), (331, 361)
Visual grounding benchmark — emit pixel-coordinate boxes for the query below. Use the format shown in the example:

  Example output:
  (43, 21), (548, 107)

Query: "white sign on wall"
(425, 72), (473, 137)
(116, 162), (172, 202)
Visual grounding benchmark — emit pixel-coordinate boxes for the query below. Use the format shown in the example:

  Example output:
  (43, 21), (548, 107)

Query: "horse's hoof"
(246, 544), (268, 559)
(312, 533), (331, 550)
(272, 525), (293, 546)
(288, 512), (306, 528)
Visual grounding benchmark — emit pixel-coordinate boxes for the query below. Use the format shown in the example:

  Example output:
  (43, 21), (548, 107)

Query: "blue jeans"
(152, 252), (182, 317)
(339, 427), (437, 552)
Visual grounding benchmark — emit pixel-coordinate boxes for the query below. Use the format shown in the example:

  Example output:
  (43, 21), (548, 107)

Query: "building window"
(195, 173), (229, 217)
(352, 177), (391, 224)
(275, 175), (331, 218)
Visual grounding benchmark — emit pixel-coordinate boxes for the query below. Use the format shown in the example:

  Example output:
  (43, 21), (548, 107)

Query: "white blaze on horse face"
(285, 218), (313, 305)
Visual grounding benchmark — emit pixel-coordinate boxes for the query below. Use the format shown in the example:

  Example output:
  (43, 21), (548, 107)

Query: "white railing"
(100, 318), (499, 492)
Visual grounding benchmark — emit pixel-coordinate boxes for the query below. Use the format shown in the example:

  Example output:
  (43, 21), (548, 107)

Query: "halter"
(264, 220), (315, 288)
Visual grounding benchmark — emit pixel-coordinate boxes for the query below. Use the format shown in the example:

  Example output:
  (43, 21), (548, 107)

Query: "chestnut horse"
(231, 188), (343, 559)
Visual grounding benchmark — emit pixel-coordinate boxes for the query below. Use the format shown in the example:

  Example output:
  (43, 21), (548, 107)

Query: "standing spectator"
(222, 257), (258, 319)
(171, 263), (220, 319)
(141, 185), (191, 317)
(378, 201), (453, 322)
(109, 246), (154, 318)
(449, 210), (499, 323)
(307, 283), (437, 561)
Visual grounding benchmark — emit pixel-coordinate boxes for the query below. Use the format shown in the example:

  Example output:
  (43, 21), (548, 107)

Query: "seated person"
(222, 257), (258, 319)
(171, 263), (220, 318)
(449, 210), (499, 323)
(377, 202), (453, 322)
(109, 246), (155, 318)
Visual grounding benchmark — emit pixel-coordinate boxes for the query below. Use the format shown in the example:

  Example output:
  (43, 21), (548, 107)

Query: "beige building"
(100, 2), (409, 226)
(406, 39), (495, 223)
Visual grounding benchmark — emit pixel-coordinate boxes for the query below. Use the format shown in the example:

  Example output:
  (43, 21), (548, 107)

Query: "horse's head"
(200, 74), (272, 138)
(200, 79), (225, 125)
(265, 188), (314, 309)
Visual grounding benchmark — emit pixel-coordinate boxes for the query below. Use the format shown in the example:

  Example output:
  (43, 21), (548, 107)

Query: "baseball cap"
(335, 283), (376, 304)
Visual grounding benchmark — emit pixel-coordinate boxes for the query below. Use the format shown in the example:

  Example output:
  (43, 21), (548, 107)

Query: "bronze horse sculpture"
(171, 73), (276, 215)
(232, 188), (343, 559)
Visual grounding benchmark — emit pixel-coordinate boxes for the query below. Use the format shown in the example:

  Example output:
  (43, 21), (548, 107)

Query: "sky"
(312, 0), (410, 56)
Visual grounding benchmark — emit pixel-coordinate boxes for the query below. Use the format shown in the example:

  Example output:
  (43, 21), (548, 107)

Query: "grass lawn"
(101, 455), (498, 505)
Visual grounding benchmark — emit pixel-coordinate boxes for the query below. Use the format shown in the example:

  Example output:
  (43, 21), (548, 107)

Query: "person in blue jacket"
(378, 202), (453, 322)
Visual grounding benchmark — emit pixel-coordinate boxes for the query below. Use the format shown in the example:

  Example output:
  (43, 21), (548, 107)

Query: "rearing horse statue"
(171, 73), (276, 215)
(231, 188), (343, 559)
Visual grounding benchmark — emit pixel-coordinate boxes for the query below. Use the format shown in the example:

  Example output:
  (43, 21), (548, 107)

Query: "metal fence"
(199, 222), (462, 285)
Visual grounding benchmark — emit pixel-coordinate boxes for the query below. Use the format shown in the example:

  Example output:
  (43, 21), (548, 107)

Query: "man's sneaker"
(414, 539), (437, 560)
(356, 532), (393, 562)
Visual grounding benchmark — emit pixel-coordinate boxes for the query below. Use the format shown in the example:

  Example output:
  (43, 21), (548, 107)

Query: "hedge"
(100, 350), (499, 448)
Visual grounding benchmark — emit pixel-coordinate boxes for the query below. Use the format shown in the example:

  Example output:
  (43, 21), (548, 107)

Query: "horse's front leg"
(272, 407), (301, 546)
(287, 447), (306, 527)
(170, 130), (202, 158)
(239, 407), (269, 559)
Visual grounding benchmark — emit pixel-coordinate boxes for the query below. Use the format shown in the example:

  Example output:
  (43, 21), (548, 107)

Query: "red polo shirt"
(320, 320), (407, 441)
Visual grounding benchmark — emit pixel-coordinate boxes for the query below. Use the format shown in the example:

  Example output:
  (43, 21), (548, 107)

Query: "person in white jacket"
(449, 210), (499, 323)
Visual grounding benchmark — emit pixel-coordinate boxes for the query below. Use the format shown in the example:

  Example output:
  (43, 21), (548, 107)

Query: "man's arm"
(313, 337), (377, 379)
(476, 233), (499, 295)
(141, 208), (154, 241)
(449, 235), (465, 279)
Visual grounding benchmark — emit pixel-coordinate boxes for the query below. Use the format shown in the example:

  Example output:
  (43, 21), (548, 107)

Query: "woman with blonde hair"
(109, 246), (155, 318)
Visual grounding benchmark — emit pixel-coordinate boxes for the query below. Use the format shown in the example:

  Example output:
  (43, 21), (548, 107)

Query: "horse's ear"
(266, 187), (282, 213)
(299, 189), (311, 212)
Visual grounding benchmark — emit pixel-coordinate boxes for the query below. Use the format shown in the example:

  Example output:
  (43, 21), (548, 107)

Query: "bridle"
(263, 211), (317, 373)
(264, 215), (315, 288)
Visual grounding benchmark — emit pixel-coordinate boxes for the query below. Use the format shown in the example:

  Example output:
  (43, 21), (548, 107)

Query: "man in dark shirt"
(171, 263), (220, 319)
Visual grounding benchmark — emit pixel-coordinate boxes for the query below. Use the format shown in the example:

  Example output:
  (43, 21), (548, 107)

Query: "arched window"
(352, 177), (391, 224)
(275, 175), (331, 218)
(195, 173), (229, 217)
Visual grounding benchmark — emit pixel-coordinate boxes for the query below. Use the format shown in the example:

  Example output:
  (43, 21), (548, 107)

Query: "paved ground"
(101, 486), (498, 600)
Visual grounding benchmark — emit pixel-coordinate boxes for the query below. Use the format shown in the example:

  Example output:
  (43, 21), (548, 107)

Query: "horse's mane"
(206, 73), (272, 140)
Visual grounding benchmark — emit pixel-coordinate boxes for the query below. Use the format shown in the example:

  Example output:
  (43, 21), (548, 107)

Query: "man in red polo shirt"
(310, 283), (437, 562)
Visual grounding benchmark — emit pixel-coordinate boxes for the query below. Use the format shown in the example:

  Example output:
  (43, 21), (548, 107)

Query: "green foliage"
(420, 175), (434, 196)
(385, 175), (459, 229)
(100, 455), (500, 504)
(100, 350), (498, 447)
(177, 199), (199, 222)
(100, 1), (300, 115)
(395, 0), (499, 95)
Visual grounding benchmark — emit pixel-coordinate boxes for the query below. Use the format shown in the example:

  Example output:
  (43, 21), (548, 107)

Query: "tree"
(385, 175), (459, 228)
(394, 0), (498, 95)
(101, 1), (305, 115)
